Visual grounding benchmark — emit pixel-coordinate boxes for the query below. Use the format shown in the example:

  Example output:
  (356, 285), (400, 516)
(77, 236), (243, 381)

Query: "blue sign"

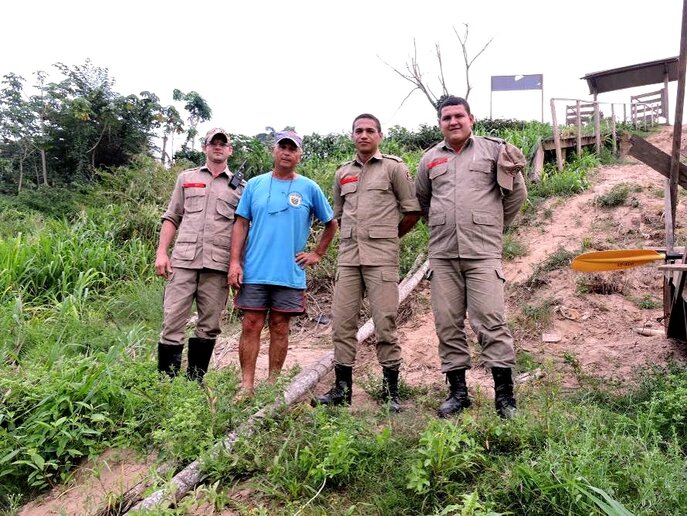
(491, 74), (543, 91)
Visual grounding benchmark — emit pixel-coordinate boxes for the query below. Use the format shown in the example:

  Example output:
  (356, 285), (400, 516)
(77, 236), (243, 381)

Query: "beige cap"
(204, 128), (231, 144)
(496, 142), (525, 190)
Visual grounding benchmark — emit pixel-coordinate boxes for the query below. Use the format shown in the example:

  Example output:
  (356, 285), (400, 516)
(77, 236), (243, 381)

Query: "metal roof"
(581, 57), (679, 95)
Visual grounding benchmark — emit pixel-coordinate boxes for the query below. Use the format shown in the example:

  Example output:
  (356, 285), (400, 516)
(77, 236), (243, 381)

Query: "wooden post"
(664, 74), (670, 124)
(576, 100), (582, 156)
(551, 98), (564, 171)
(623, 103), (627, 123)
(594, 101), (602, 155)
(541, 77), (544, 123)
(667, 0), (687, 251)
(611, 105), (617, 156)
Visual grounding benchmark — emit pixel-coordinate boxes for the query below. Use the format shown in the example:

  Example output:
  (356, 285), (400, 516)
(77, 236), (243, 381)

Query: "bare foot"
(233, 386), (254, 403)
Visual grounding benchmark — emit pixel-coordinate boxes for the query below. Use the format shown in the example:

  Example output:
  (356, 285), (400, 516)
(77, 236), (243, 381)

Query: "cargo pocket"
(428, 212), (446, 227)
(212, 235), (231, 264)
(369, 225), (397, 239)
(216, 199), (236, 220)
(381, 269), (400, 283)
(171, 233), (198, 261)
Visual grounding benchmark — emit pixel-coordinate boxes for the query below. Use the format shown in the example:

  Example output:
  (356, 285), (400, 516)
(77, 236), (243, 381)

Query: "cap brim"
(276, 137), (301, 148)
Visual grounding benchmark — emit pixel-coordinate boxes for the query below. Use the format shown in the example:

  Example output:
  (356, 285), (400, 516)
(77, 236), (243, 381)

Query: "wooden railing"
(631, 88), (668, 125)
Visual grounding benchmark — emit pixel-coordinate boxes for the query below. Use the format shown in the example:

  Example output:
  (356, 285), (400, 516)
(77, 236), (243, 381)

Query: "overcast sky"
(2, 0), (684, 145)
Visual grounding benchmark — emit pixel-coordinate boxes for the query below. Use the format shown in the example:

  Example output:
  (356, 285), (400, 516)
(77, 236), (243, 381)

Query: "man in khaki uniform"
(313, 113), (421, 412)
(155, 127), (244, 381)
(415, 96), (527, 419)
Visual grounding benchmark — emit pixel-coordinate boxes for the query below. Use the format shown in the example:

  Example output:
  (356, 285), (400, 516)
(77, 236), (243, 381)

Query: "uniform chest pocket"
(216, 199), (236, 220)
(340, 182), (358, 197)
(468, 160), (495, 188)
(366, 181), (389, 192)
(428, 165), (449, 181)
(184, 191), (206, 213)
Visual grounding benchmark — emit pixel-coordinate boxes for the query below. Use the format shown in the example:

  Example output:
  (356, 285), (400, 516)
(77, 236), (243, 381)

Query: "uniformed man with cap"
(414, 96), (527, 419)
(312, 113), (421, 413)
(155, 127), (244, 382)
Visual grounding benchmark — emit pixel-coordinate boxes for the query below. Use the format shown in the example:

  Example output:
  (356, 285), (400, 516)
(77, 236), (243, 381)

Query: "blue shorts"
(234, 284), (306, 315)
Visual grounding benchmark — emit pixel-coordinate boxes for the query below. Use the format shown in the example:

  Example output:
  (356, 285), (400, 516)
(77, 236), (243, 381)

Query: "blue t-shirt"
(236, 172), (334, 288)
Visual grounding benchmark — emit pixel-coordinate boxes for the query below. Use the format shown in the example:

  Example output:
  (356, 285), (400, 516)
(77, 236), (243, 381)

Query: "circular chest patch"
(288, 192), (302, 207)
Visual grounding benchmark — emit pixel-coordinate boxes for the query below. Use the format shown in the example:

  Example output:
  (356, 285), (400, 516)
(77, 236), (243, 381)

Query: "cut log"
(633, 327), (666, 337)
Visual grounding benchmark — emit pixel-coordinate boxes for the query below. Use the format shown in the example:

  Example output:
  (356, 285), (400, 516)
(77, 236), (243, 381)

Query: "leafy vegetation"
(1, 72), (675, 513)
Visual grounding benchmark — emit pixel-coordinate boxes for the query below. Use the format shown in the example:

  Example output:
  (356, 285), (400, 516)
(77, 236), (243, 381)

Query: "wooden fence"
(631, 88), (668, 125)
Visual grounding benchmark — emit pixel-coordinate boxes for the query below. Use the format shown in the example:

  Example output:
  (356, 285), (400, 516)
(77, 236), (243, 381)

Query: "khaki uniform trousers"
(332, 265), (401, 369)
(429, 257), (516, 371)
(160, 267), (229, 345)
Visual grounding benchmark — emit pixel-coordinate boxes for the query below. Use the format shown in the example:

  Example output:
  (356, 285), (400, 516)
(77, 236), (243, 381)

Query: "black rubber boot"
(437, 368), (471, 418)
(311, 364), (353, 407)
(186, 337), (216, 382)
(381, 367), (402, 413)
(492, 367), (517, 419)
(158, 342), (182, 378)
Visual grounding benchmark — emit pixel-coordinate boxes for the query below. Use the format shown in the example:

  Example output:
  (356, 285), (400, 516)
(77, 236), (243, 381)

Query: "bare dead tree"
(380, 23), (493, 111)
(455, 23), (493, 101)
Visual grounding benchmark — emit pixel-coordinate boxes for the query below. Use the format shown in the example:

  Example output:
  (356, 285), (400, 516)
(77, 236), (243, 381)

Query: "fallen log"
(129, 259), (430, 512)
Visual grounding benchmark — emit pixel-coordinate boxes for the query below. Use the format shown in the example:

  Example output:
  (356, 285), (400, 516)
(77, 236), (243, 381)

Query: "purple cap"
(275, 130), (302, 149)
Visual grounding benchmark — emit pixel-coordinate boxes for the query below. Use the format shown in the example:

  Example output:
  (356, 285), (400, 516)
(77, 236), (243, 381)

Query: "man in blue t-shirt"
(229, 130), (337, 397)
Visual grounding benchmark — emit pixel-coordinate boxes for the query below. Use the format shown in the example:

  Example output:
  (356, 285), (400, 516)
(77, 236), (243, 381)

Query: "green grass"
(3, 120), (672, 514)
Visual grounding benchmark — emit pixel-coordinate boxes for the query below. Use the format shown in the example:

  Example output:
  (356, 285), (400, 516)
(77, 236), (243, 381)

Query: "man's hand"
(228, 261), (243, 289)
(155, 252), (173, 279)
(295, 251), (322, 268)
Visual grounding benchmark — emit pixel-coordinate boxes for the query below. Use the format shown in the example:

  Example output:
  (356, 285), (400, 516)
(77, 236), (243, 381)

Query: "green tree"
(172, 89), (212, 151)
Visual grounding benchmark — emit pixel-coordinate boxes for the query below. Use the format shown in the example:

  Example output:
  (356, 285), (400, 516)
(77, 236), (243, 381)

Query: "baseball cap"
(274, 130), (302, 149)
(204, 128), (230, 144)
(496, 142), (526, 190)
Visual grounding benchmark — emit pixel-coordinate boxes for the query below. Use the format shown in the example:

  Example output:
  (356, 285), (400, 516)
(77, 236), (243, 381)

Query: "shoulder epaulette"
(483, 136), (505, 145)
(382, 154), (403, 163)
(337, 159), (356, 169)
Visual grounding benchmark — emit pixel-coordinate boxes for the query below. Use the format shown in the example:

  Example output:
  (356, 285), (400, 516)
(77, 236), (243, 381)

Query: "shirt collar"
(441, 134), (474, 153)
(354, 149), (384, 166)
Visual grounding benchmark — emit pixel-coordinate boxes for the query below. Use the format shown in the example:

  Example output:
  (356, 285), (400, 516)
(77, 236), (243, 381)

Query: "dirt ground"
(20, 125), (687, 515)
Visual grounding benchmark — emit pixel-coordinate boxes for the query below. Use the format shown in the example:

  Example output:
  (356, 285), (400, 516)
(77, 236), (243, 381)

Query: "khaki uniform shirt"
(162, 165), (244, 272)
(333, 151), (421, 266)
(415, 136), (527, 259)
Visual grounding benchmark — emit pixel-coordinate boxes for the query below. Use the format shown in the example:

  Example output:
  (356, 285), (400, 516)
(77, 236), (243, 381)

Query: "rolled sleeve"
(392, 163), (422, 214)
(161, 175), (185, 227)
(414, 159), (431, 216)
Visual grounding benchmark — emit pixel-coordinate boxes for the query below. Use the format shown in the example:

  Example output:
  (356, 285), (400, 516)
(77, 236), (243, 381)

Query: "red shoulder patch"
(340, 176), (358, 185)
(182, 182), (206, 188)
(427, 158), (448, 170)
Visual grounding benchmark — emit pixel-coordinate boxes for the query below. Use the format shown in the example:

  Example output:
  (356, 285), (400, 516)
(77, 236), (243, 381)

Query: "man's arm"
(414, 158), (431, 217)
(154, 219), (177, 279)
(228, 215), (250, 288)
(398, 213), (421, 237)
(295, 219), (339, 268)
(503, 173), (527, 228)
